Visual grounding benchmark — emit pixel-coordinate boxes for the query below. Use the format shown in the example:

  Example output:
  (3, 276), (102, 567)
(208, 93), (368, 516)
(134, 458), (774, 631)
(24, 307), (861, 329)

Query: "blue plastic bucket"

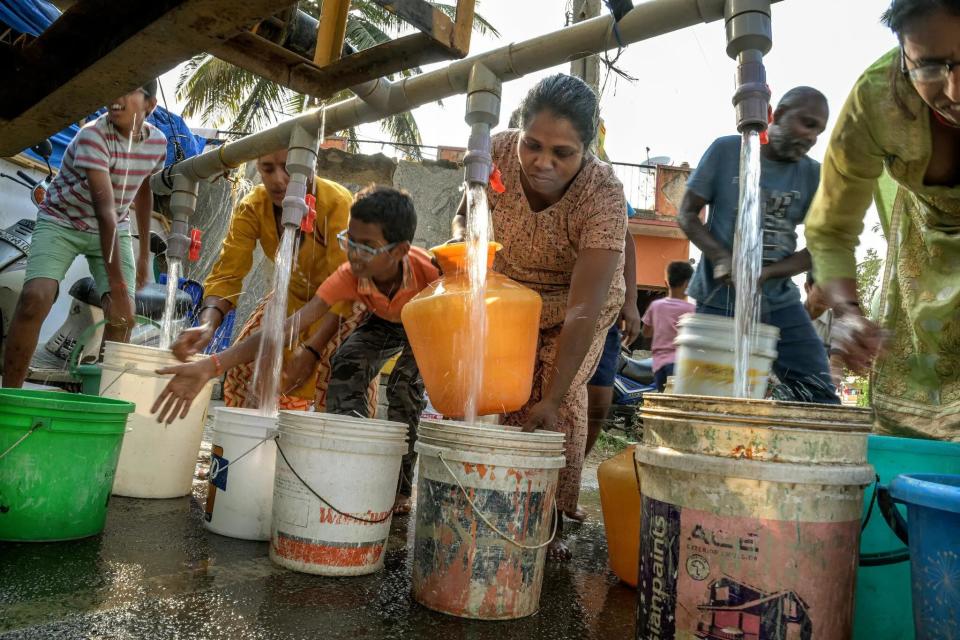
(887, 474), (960, 640)
(855, 436), (960, 640)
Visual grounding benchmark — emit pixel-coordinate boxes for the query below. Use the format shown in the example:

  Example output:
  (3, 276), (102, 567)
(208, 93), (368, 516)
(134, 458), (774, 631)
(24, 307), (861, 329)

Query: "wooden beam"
(313, 0), (350, 67)
(211, 31), (460, 99)
(0, 0), (298, 157)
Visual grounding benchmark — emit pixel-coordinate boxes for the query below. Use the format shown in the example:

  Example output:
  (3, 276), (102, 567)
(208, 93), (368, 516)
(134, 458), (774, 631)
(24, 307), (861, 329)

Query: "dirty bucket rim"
(419, 418), (565, 440)
(279, 410), (408, 432)
(889, 473), (960, 515)
(635, 444), (876, 485)
(639, 407), (873, 433)
(677, 312), (780, 335)
(645, 393), (874, 421)
(212, 407), (279, 438)
(416, 441), (566, 469)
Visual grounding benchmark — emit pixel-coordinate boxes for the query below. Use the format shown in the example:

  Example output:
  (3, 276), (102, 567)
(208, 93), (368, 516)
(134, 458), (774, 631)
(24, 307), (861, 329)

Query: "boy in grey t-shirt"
(677, 86), (840, 404)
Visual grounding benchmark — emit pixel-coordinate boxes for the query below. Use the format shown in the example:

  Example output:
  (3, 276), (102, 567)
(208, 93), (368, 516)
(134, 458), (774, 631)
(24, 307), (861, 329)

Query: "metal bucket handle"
(273, 435), (393, 525)
(858, 476), (910, 567)
(436, 450), (558, 551)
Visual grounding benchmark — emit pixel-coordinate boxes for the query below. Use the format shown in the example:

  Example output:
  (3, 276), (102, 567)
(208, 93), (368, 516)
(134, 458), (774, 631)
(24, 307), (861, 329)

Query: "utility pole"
(569, 0), (601, 95)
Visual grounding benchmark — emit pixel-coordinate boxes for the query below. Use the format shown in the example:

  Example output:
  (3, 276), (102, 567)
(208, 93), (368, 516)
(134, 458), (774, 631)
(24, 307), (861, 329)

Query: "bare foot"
(564, 507), (587, 523)
(393, 495), (412, 515)
(547, 537), (572, 562)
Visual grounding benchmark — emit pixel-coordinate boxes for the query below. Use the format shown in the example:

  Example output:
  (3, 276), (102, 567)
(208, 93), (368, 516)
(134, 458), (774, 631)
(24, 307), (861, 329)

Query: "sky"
(159, 0), (897, 262)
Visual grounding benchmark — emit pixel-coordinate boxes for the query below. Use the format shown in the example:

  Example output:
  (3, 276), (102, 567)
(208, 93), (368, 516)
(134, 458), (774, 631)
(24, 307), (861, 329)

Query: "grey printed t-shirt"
(684, 135), (821, 313)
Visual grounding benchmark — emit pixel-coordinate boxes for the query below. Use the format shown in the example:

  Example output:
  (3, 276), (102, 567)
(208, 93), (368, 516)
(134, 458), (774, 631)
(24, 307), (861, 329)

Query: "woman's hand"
(521, 398), (561, 432)
(172, 324), (215, 362)
(821, 277), (884, 374)
(831, 307), (883, 374)
(136, 255), (150, 291)
(151, 359), (216, 424)
(282, 345), (319, 394)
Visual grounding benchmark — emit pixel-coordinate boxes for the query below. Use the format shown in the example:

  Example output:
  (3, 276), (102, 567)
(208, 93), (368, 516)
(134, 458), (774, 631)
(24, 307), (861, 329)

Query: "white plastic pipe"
(152, 0), (782, 194)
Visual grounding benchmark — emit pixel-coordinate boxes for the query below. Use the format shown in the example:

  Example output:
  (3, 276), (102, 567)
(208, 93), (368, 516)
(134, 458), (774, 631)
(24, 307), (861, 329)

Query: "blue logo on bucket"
(209, 453), (228, 491)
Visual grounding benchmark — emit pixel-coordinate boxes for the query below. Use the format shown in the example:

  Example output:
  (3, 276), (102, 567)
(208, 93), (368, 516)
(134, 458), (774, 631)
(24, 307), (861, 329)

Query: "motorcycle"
(608, 349), (658, 439)
(0, 140), (195, 387)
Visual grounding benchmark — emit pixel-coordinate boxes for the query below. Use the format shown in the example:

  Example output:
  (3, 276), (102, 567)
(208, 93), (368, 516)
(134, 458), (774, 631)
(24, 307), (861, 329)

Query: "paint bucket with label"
(635, 394), (874, 639)
(412, 419), (566, 620)
(203, 408), (278, 541)
(100, 342), (214, 498)
(673, 314), (779, 399)
(270, 411), (408, 576)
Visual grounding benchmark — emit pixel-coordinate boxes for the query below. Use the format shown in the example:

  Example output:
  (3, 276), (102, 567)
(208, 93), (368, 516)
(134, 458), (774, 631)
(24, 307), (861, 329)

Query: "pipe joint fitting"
(724, 0), (771, 58)
(732, 49), (770, 132)
(166, 218), (191, 262)
(280, 178), (309, 227)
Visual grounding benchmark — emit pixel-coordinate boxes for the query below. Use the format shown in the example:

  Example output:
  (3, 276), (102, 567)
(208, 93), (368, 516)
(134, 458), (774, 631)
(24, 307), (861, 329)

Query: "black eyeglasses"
(901, 47), (960, 85)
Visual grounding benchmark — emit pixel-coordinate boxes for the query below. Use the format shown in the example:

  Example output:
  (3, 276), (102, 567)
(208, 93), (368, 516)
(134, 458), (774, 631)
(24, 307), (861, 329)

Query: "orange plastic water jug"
(400, 242), (541, 417)
(597, 445), (641, 587)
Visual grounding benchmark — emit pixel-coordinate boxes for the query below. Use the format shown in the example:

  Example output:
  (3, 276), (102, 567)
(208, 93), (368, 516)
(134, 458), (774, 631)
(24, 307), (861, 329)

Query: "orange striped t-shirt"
(316, 246), (439, 323)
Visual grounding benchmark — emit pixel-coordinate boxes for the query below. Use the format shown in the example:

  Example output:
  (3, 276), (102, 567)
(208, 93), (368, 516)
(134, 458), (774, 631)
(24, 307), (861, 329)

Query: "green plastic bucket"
(854, 434), (960, 640)
(0, 389), (134, 541)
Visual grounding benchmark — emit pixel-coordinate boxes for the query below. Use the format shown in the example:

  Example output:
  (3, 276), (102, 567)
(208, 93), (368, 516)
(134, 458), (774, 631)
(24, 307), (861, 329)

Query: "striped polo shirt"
(38, 114), (167, 233)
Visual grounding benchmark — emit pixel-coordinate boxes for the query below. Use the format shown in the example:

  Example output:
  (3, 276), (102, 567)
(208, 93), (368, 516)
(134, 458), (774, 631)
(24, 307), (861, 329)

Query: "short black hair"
(519, 74), (598, 146)
(777, 86), (828, 113)
(881, 0), (960, 39)
(141, 79), (158, 99)
(667, 260), (694, 287)
(350, 185), (417, 244)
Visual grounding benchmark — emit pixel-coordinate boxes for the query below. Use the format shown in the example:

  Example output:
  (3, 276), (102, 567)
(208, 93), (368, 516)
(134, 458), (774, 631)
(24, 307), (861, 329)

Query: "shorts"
(25, 219), (136, 299)
(588, 324), (621, 387)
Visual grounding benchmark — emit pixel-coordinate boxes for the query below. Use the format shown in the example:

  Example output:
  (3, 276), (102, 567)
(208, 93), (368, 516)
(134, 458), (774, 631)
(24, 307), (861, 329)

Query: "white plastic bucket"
(203, 407), (278, 541)
(100, 342), (214, 499)
(270, 411), (408, 576)
(673, 313), (779, 399)
(412, 419), (566, 620)
(635, 396), (875, 639)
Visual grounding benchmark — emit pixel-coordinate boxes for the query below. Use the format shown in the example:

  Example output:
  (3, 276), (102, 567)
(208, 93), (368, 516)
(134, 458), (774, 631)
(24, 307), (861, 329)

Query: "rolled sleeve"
(202, 201), (260, 305)
(805, 78), (886, 282)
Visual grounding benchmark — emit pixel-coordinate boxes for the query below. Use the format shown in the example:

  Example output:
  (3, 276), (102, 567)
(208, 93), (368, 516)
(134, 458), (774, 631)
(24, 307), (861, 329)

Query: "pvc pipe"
(152, 0), (783, 194)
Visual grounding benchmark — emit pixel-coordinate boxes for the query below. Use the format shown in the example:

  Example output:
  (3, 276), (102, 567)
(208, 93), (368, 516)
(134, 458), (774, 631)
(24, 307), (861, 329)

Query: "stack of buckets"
(412, 419), (566, 619)
(635, 394), (875, 639)
(203, 408), (410, 576)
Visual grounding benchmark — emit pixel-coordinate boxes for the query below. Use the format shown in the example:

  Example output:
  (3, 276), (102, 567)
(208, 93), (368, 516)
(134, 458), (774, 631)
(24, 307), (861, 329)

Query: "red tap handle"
(301, 194), (317, 233)
(489, 165), (505, 194)
(188, 229), (202, 262)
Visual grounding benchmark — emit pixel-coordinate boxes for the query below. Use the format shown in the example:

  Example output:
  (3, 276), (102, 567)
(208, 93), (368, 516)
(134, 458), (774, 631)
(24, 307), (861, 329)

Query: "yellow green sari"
(805, 48), (960, 440)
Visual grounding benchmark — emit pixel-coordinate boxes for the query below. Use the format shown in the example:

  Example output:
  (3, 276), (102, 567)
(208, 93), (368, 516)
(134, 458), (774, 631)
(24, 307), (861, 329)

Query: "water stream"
(462, 183), (490, 422)
(731, 130), (763, 398)
(251, 226), (298, 416)
(158, 258), (181, 350)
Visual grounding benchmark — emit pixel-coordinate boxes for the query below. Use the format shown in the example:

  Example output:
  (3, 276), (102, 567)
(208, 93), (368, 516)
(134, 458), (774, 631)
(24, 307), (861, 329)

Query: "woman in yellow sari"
(804, 0), (960, 439)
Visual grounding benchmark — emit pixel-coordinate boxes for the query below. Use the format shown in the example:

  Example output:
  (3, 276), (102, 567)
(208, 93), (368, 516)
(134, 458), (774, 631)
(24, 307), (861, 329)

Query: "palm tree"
(177, 1), (499, 159)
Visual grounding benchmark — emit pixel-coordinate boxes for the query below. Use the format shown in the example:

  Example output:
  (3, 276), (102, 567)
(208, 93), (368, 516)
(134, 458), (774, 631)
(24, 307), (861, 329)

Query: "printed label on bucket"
(204, 445), (226, 523)
(636, 496), (859, 640)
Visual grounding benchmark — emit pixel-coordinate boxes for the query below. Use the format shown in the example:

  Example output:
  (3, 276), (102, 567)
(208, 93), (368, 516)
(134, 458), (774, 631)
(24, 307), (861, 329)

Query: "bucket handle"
(436, 450), (558, 551)
(274, 436), (393, 525)
(857, 476), (911, 567)
(0, 418), (49, 461)
(208, 430), (278, 481)
(68, 315), (161, 376)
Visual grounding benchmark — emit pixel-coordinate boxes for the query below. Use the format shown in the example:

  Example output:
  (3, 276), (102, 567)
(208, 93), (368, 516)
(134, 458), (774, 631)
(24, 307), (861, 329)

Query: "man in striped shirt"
(2, 80), (166, 388)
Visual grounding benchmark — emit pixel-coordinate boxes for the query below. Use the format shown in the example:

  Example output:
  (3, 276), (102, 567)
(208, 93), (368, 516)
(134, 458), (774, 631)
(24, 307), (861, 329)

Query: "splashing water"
(251, 226), (298, 416)
(462, 183), (490, 422)
(732, 130), (763, 398)
(158, 258), (181, 350)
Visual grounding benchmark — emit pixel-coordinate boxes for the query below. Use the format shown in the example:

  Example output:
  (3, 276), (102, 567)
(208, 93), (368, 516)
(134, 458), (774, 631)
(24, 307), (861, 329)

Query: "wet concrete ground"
(0, 434), (636, 639)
